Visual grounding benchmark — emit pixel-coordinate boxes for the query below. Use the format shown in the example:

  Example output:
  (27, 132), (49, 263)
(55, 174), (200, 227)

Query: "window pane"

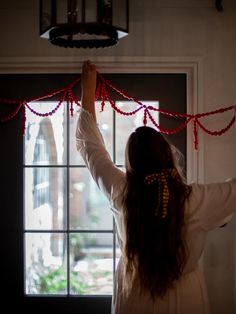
(70, 233), (113, 295)
(25, 233), (67, 295)
(115, 101), (159, 164)
(25, 167), (66, 230)
(70, 168), (113, 230)
(24, 101), (67, 165)
(70, 102), (113, 165)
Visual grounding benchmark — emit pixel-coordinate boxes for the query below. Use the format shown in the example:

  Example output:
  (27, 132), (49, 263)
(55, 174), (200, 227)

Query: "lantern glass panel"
(113, 0), (127, 31)
(41, 0), (52, 32)
(86, 0), (97, 22)
(56, 0), (68, 24)
(75, 0), (82, 23)
(98, 0), (112, 25)
(56, 0), (83, 24)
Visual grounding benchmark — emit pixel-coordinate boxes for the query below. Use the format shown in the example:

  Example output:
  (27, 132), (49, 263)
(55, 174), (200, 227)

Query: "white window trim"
(0, 56), (204, 184)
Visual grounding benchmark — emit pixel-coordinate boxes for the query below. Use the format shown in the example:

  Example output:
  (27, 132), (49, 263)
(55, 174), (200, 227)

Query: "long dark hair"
(122, 126), (191, 299)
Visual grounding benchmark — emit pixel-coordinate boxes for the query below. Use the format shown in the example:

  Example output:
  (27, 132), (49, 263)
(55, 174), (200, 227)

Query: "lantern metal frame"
(39, 0), (129, 48)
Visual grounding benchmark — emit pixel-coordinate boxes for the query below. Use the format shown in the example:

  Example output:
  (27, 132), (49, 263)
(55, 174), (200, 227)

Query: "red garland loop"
(0, 74), (235, 150)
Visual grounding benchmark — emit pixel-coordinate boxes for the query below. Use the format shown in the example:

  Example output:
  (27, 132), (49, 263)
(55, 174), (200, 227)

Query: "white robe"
(76, 108), (236, 314)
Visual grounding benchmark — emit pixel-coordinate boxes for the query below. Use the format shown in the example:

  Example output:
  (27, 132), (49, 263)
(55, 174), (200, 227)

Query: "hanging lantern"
(39, 0), (129, 48)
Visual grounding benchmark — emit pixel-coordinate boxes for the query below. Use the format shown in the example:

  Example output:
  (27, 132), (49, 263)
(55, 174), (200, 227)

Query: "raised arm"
(81, 60), (97, 122)
(76, 61), (125, 207)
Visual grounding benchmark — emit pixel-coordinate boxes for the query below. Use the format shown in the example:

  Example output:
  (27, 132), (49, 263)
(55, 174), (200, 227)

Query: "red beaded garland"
(0, 101), (23, 122)
(193, 119), (199, 150)
(0, 74), (235, 150)
(22, 104), (26, 136)
(100, 79), (107, 112)
(26, 91), (66, 117)
(197, 116), (235, 136)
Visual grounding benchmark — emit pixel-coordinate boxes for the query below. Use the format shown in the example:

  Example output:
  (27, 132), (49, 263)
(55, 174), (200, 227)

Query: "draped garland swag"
(0, 74), (235, 150)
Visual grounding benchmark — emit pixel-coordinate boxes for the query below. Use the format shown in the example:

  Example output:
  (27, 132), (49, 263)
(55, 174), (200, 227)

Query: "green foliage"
(35, 267), (67, 294)
(35, 266), (90, 294)
(34, 266), (112, 294)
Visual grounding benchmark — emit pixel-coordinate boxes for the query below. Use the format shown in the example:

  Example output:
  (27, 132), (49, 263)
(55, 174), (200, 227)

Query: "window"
(24, 99), (159, 296)
(0, 72), (186, 313)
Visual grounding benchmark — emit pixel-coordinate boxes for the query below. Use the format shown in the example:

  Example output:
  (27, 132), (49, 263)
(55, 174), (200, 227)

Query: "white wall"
(1, 0), (236, 313)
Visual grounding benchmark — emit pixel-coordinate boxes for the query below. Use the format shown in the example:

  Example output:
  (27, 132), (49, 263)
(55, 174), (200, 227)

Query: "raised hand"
(81, 60), (97, 97)
(81, 60), (97, 121)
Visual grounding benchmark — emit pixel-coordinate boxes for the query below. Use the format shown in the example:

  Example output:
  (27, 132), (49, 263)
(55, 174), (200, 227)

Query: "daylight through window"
(24, 100), (159, 295)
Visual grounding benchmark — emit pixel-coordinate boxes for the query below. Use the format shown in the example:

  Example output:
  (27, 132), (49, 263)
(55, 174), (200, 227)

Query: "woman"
(76, 60), (236, 314)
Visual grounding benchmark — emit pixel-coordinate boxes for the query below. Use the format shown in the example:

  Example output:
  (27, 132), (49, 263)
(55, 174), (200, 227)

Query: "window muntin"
(24, 100), (159, 295)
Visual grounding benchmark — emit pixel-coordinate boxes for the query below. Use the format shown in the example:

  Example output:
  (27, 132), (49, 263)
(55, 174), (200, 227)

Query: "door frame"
(0, 56), (203, 313)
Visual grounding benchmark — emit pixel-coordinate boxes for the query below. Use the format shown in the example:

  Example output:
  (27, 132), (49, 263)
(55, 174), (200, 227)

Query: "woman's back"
(120, 126), (190, 299)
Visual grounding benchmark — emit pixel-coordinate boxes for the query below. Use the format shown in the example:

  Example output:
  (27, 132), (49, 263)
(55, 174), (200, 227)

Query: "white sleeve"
(190, 179), (236, 230)
(76, 108), (125, 205)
